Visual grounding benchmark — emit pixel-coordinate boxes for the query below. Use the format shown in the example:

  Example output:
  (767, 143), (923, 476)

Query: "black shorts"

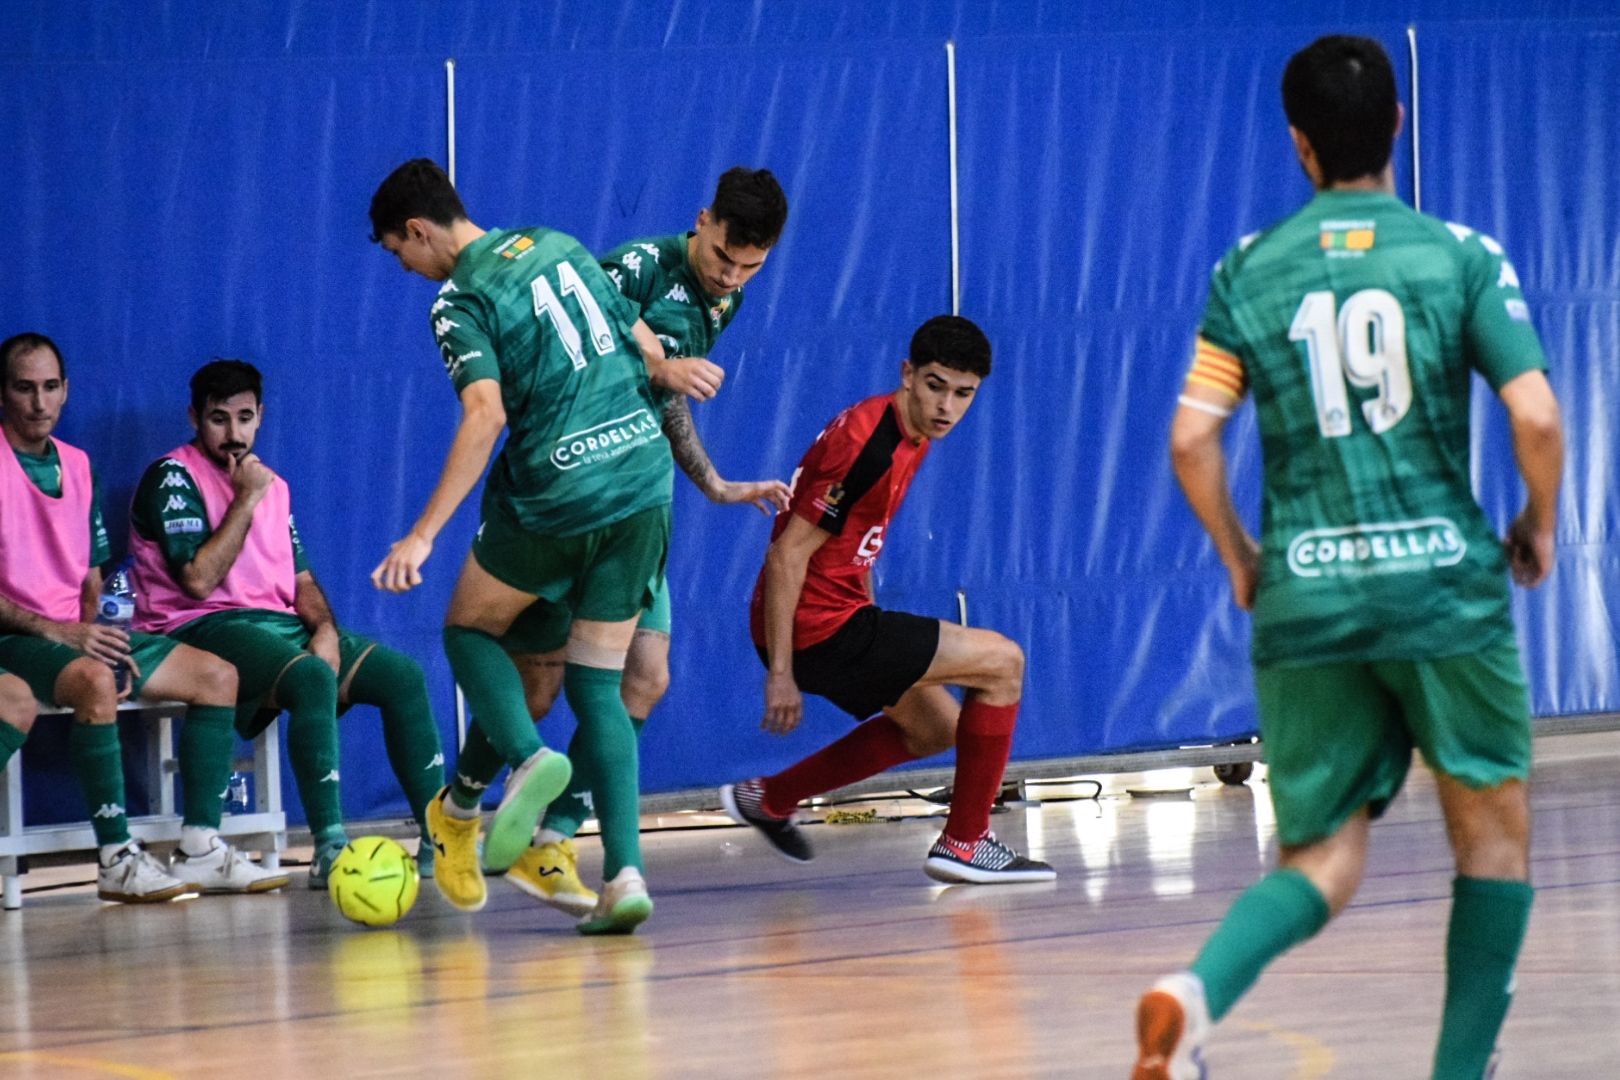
(756, 605), (941, 721)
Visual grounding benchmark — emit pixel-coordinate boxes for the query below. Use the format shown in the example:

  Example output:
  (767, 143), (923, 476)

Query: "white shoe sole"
(923, 856), (1057, 885)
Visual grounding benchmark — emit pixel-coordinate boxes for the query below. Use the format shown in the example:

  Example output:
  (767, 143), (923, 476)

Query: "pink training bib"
(131, 442), (298, 634)
(0, 437), (93, 622)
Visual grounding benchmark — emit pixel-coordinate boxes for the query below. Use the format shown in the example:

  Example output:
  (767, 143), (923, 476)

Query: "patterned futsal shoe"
(97, 840), (196, 903)
(170, 838), (290, 894)
(306, 836), (350, 891)
(507, 839), (598, 917)
(577, 866), (653, 936)
(1132, 972), (1210, 1080)
(922, 831), (1056, 884)
(426, 786), (488, 912)
(719, 778), (813, 863)
(484, 748), (573, 873)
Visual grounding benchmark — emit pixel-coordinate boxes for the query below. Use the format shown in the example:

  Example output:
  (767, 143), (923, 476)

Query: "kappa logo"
(159, 470), (189, 489)
(437, 277), (458, 295)
(607, 268), (624, 290)
(163, 494), (189, 512)
(434, 316), (460, 338)
(431, 296), (453, 314)
(456, 772), (489, 791)
(92, 803), (125, 820)
(622, 250), (646, 278)
(665, 284), (690, 304)
(318, 769), (341, 783)
(425, 753), (445, 770)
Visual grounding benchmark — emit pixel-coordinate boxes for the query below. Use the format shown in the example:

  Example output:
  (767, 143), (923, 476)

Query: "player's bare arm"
(0, 588), (131, 667)
(662, 395), (789, 514)
(1170, 388), (1260, 609)
(1499, 369), (1564, 587)
(293, 570), (342, 674)
(175, 452), (273, 599)
(760, 513), (832, 734)
(372, 378), (506, 593)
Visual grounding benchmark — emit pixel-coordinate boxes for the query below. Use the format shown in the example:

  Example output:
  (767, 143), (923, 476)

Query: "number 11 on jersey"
(1290, 288), (1412, 438)
(532, 261), (617, 371)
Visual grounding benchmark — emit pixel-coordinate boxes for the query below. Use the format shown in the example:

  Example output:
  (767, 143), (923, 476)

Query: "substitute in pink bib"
(0, 436), (93, 623)
(132, 441), (297, 635)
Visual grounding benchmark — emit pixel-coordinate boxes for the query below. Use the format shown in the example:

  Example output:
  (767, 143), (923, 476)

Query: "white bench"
(0, 701), (286, 909)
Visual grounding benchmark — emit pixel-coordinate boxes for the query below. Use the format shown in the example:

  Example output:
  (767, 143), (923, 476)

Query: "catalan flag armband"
(1181, 336), (1246, 415)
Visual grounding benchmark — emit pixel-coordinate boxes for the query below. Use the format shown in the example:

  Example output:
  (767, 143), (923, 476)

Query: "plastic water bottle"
(227, 771), (251, 813)
(94, 566), (136, 694)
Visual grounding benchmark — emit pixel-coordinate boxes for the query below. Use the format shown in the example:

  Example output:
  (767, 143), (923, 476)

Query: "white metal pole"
(445, 58), (458, 185)
(1406, 26), (1421, 213)
(946, 39), (960, 316)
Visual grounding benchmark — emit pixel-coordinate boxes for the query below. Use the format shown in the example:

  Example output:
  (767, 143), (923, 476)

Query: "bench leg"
(3, 872), (20, 911)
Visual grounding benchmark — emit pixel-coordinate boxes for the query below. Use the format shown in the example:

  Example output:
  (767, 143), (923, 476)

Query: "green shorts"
(0, 631), (181, 705)
(500, 573), (672, 655)
(1254, 638), (1532, 847)
(170, 610), (377, 734)
(475, 503), (670, 631)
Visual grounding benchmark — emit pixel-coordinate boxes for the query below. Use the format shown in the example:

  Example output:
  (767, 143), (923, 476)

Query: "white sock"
(535, 827), (567, 846)
(442, 790), (481, 821)
(180, 826), (220, 857)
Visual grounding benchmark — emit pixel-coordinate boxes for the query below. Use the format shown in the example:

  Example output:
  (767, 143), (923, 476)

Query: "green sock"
(70, 722), (130, 847)
(444, 626), (543, 767)
(564, 664), (641, 879)
(275, 656), (345, 837)
(1191, 867), (1331, 1021)
(1432, 876), (1533, 1079)
(450, 720), (508, 810)
(542, 715), (646, 838)
(0, 719), (27, 773)
(179, 704), (236, 829)
(346, 645), (446, 830)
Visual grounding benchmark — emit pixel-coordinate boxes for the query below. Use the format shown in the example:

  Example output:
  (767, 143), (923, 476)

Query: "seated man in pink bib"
(129, 359), (446, 887)
(0, 332), (287, 901)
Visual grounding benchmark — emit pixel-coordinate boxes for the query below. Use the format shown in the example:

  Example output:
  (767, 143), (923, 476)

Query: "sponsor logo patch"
(549, 409), (662, 470)
(498, 235), (536, 260)
(1287, 517), (1467, 578)
(163, 516), (206, 535)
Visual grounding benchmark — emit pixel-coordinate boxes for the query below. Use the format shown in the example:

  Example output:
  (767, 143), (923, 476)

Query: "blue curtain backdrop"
(3, 2), (1615, 824)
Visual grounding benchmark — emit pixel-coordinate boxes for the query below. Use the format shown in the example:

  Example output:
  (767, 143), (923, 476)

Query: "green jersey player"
(497, 168), (791, 916)
(1132, 37), (1564, 1080)
(369, 158), (687, 934)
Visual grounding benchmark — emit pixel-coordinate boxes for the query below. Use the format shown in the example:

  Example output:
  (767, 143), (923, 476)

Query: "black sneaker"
(923, 831), (1055, 884)
(720, 779), (813, 863)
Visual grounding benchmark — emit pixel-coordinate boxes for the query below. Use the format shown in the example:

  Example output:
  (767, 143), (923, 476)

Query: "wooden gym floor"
(3, 731), (1619, 1078)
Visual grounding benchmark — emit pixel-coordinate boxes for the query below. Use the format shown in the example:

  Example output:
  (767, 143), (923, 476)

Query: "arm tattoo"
(662, 396), (720, 494)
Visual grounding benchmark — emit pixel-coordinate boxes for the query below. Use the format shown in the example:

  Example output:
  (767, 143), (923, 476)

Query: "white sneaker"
(170, 839), (291, 894)
(98, 841), (196, 904)
(577, 866), (654, 936)
(1132, 972), (1210, 1080)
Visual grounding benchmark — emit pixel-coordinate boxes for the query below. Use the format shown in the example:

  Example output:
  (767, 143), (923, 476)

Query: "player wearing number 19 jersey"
(370, 158), (673, 933)
(1133, 37), (1564, 1080)
(721, 316), (1054, 885)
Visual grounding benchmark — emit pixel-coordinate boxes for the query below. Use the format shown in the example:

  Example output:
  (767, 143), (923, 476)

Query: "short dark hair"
(710, 167), (788, 249)
(909, 315), (991, 378)
(190, 359), (263, 416)
(1, 332), (64, 382)
(369, 158), (468, 242)
(1282, 35), (1399, 184)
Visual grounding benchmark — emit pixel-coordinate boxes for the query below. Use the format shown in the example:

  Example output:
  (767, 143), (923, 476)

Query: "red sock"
(761, 716), (920, 817)
(943, 698), (1019, 843)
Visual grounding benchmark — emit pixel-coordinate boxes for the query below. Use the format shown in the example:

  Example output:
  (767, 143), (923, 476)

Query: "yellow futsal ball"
(328, 836), (420, 928)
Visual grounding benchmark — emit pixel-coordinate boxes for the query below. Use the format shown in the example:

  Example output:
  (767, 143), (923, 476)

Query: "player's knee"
(59, 658), (119, 721)
(278, 655), (338, 707)
(191, 655), (239, 707)
(986, 635), (1025, 696)
(620, 660), (670, 716)
(0, 680), (36, 734)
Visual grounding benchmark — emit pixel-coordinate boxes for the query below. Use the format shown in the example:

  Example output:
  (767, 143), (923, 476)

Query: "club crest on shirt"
(709, 296), (731, 328)
(814, 482), (845, 519)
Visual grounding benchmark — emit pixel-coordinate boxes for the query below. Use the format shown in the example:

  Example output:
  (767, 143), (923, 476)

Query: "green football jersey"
(432, 227), (673, 537)
(130, 454), (310, 574)
(13, 443), (110, 566)
(1198, 189), (1547, 667)
(600, 232), (743, 362)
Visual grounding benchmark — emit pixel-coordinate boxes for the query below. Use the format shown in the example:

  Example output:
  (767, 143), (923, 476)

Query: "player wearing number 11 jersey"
(1132, 37), (1564, 1080)
(369, 158), (685, 934)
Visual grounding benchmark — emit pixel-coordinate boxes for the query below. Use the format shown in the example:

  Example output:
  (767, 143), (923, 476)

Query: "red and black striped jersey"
(750, 393), (930, 650)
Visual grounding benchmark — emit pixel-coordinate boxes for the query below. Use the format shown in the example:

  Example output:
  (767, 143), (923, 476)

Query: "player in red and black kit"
(720, 315), (1054, 884)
